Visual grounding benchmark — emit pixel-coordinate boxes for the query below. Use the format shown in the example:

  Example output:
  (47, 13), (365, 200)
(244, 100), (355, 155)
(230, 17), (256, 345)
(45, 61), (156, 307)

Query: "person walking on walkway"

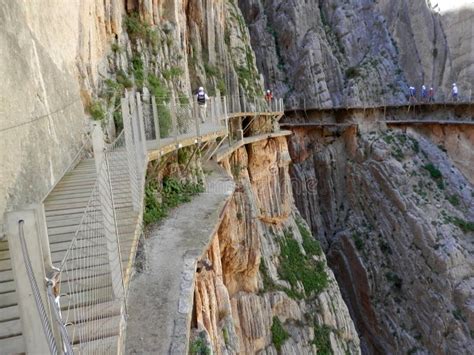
(409, 86), (417, 103)
(196, 87), (209, 123)
(421, 85), (427, 102)
(265, 89), (273, 111)
(451, 83), (459, 102)
(428, 87), (435, 102)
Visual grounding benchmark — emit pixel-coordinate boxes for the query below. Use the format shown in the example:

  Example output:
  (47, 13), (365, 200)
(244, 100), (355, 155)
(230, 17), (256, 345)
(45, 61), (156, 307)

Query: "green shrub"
(446, 194), (460, 207)
(148, 74), (170, 100)
(296, 218), (322, 256)
(111, 43), (123, 53)
(217, 79), (227, 95)
(88, 100), (106, 120)
(131, 55), (144, 87)
(204, 64), (219, 77)
(271, 317), (289, 352)
(313, 324), (333, 355)
(117, 70), (133, 88)
(423, 163), (444, 189)
(162, 66), (184, 80)
(189, 337), (211, 355)
(278, 230), (328, 299)
(143, 177), (203, 225)
(446, 216), (474, 233)
(352, 233), (364, 251)
(385, 271), (403, 290)
(124, 12), (158, 45)
(345, 66), (360, 79)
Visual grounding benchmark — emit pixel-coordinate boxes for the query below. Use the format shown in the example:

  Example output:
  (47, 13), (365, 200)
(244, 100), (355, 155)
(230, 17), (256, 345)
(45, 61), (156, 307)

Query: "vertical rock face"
(0, 0), (119, 232)
(376, 0), (474, 97)
(288, 125), (474, 353)
(238, 0), (473, 107)
(0, 0), (262, 230)
(192, 137), (360, 354)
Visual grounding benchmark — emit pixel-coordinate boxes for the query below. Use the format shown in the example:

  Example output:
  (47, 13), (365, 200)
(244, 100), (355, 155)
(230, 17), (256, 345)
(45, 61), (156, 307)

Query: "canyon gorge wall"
(239, 0), (474, 107)
(0, 0), (262, 232)
(287, 123), (474, 353)
(191, 136), (361, 354)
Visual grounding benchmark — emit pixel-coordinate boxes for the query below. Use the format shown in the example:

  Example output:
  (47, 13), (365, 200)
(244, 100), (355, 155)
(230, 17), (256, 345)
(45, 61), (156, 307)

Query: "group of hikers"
(408, 83), (459, 103)
(194, 87), (275, 123)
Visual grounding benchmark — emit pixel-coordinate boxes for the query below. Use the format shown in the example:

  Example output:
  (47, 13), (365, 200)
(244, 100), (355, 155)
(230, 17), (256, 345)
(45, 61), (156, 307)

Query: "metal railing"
(140, 94), (284, 150)
(35, 90), (283, 353)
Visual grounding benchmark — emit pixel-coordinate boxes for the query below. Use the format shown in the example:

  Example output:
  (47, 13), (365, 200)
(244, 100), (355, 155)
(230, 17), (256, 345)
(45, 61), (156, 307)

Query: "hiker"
(265, 89), (273, 111)
(451, 83), (459, 102)
(428, 87), (435, 102)
(409, 86), (417, 103)
(265, 89), (273, 103)
(421, 85), (427, 102)
(196, 87), (209, 123)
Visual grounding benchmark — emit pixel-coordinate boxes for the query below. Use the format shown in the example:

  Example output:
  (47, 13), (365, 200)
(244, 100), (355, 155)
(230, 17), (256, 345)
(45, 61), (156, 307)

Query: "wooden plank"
(0, 259), (11, 272)
(0, 270), (13, 283)
(0, 335), (25, 354)
(72, 334), (119, 353)
(0, 280), (15, 294)
(61, 286), (113, 311)
(61, 301), (120, 324)
(0, 242), (9, 252)
(67, 315), (121, 344)
(0, 249), (11, 261)
(0, 305), (20, 322)
(0, 319), (21, 339)
(0, 291), (17, 308)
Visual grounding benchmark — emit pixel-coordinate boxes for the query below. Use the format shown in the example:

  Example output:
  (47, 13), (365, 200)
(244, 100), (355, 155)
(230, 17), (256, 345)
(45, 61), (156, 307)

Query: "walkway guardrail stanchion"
(129, 93), (144, 176)
(92, 124), (125, 301)
(6, 206), (58, 354)
(122, 97), (141, 212)
(136, 92), (148, 162)
(151, 96), (160, 144)
(170, 96), (178, 147)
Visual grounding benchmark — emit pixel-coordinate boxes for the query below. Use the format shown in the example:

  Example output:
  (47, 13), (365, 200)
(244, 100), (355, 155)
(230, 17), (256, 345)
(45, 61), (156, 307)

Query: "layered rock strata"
(288, 124), (474, 353)
(191, 137), (361, 354)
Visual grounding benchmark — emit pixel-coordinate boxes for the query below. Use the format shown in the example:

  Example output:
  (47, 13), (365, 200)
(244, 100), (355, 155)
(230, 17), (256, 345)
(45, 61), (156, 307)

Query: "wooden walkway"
(0, 108), (284, 353)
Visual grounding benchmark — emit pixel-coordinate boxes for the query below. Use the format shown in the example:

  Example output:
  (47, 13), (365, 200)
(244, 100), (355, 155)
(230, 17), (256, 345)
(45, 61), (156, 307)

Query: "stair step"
(0, 334), (25, 354)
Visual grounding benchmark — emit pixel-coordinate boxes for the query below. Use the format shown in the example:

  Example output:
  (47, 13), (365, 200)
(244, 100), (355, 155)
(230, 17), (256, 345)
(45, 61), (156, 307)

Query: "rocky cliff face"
(0, 0), (262, 231)
(191, 137), (360, 354)
(288, 124), (474, 353)
(238, 0), (473, 107)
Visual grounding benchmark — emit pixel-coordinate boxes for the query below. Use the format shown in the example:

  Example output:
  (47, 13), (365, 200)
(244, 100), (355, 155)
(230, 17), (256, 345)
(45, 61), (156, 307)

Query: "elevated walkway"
(1, 93), (284, 354)
(285, 102), (473, 126)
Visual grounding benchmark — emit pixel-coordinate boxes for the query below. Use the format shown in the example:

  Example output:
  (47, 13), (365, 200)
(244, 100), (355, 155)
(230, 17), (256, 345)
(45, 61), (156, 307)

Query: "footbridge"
(282, 102), (474, 128)
(1, 94), (285, 354)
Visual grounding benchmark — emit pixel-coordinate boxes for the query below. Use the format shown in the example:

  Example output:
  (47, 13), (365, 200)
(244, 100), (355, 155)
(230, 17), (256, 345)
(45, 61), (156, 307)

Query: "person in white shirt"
(196, 87), (209, 123)
(451, 83), (459, 102)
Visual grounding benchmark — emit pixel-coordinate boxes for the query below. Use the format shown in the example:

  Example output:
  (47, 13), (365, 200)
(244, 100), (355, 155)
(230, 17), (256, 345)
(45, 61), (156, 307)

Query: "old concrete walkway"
(125, 163), (234, 354)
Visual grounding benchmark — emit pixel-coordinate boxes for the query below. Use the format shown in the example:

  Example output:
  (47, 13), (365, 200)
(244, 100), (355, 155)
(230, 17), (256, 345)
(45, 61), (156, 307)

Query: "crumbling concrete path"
(125, 163), (234, 354)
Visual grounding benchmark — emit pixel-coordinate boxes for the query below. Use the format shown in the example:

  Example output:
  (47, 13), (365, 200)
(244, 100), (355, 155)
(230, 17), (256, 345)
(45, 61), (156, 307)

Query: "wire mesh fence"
(56, 155), (124, 353)
(41, 90), (284, 352)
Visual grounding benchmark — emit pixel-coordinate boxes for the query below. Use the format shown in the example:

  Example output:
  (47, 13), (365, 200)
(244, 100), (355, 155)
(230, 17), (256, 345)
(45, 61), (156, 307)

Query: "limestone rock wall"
(288, 125), (474, 353)
(1, 0), (262, 231)
(192, 137), (360, 354)
(0, 0), (120, 232)
(238, 0), (473, 108)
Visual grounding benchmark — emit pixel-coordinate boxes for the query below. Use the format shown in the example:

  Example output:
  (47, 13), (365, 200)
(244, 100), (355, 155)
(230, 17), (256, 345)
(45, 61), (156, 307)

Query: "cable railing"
(284, 93), (474, 112)
(6, 90), (285, 354)
(139, 94), (284, 152)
